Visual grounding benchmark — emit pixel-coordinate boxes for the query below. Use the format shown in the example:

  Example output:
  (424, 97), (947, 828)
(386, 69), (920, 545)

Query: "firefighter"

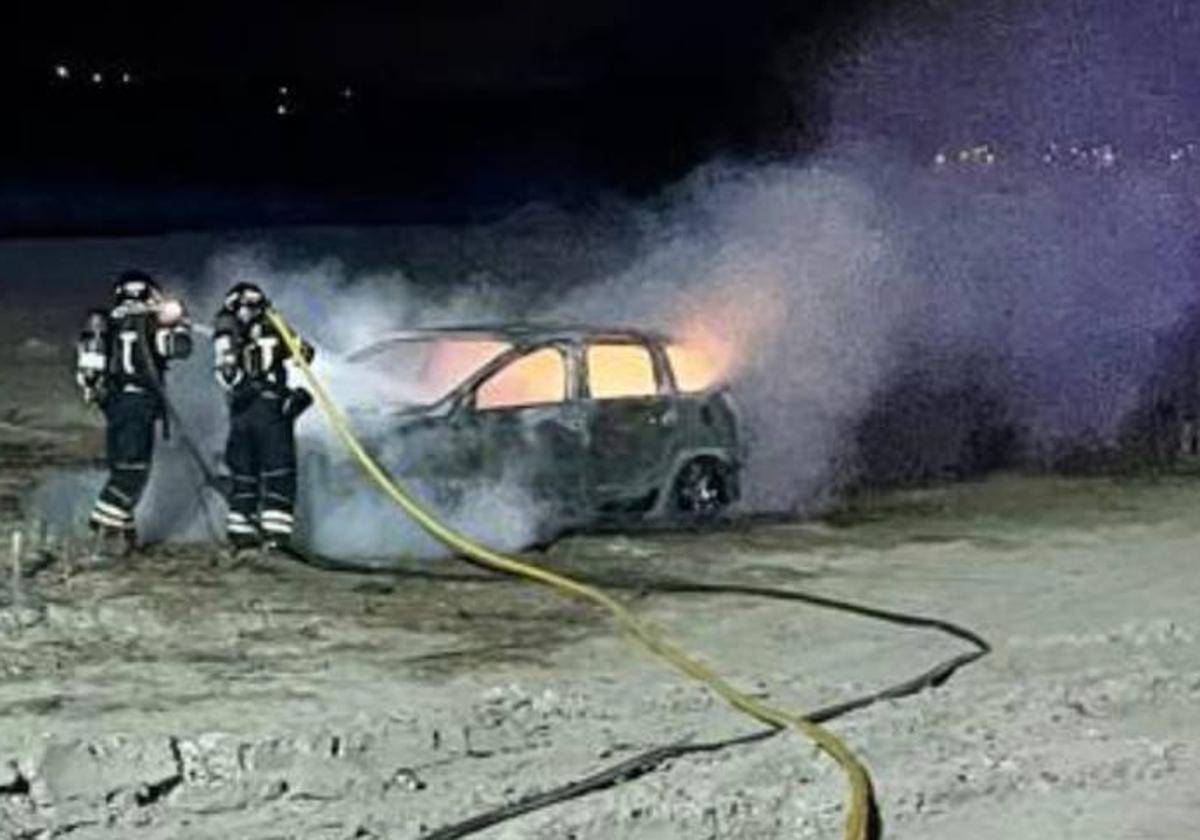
(212, 282), (314, 558)
(76, 270), (193, 557)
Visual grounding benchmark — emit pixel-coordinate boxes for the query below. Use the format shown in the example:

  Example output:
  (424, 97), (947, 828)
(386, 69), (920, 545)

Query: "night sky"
(4, 0), (888, 234)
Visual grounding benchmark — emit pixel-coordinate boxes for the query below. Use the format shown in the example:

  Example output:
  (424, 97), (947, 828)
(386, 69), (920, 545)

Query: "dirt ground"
(1, 349), (1198, 840)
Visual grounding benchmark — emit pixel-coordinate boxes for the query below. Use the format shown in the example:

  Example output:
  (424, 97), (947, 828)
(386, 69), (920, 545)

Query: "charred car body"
(300, 324), (742, 545)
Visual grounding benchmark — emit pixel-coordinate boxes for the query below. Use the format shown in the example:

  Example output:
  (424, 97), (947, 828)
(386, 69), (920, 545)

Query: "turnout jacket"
(76, 301), (193, 402)
(212, 310), (314, 408)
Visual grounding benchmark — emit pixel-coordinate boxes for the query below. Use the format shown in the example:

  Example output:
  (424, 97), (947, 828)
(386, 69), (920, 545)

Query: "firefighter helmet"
(113, 270), (161, 304)
(223, 282), (269, 323)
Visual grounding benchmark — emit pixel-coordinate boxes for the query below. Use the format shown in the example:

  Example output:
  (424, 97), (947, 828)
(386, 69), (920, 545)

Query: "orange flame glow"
(667, 317), (738, 392)
(587, 344), (657, 398)
(422, 340), (510, 397)
(354, 338), (510, 405)
(665, 261), (788, 392)
(477, 347), (565, 409)
(360, 320), (745, 409)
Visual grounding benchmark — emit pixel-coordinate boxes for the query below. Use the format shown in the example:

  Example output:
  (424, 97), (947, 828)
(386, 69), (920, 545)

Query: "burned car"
(300, 324), (742, 547)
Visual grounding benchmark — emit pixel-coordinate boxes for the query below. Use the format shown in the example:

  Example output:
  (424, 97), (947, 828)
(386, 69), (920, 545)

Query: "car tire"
(671, 457), (731, 519)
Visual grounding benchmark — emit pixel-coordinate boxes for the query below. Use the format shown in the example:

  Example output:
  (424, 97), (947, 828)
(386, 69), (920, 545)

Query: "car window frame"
(345, 335), (516, 412)
(581, 339), (670, 402)
(647, 340), (678, 396)
(468, 341), (576, 413)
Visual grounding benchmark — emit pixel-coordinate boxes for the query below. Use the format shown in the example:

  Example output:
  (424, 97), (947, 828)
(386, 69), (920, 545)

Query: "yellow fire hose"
(268, 310), (876, 840)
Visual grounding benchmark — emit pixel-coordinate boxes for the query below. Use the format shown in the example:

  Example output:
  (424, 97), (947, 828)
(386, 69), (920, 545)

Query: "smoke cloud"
(581, 0), (1200, 503)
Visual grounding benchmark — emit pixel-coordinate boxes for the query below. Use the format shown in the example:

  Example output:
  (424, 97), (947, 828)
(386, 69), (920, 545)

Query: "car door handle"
(650, 409), (678, 427)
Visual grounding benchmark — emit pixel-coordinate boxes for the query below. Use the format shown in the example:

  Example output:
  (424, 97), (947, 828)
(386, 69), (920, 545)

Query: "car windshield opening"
(351, 338), (511, 407)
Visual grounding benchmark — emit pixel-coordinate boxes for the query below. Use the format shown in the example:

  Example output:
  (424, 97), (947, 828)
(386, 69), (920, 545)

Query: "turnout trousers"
(90, 389), (159, 538)
(225, 393), (297, 549)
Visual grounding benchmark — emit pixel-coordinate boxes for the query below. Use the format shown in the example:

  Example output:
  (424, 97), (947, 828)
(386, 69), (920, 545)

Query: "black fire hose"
(356, 562), (990, 840)
(292, 547), (987, 840)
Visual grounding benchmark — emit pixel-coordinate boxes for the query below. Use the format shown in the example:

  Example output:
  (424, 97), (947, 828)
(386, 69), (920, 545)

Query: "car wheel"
(672, 458), (731, 518)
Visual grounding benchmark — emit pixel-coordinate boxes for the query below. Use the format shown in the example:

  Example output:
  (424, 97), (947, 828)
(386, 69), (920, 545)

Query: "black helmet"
(113, 269), (161, 303)
(223, 281), (269, 322)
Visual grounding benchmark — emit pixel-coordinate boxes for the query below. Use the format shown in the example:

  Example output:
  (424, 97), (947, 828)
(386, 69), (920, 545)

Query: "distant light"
(276, 103), (289, 116)
(278, 86), (290, 96)
(54, 64), (70, 80)
(91, 71), (103, 85)
(341, 86), (354, 99)
(121, 72), (132, 85)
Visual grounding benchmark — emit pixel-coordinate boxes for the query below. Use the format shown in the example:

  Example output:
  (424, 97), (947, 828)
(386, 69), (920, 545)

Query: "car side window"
(475, 347), (567, 410)
(665, 344), (720, 392)
(586, 343), (657, 400)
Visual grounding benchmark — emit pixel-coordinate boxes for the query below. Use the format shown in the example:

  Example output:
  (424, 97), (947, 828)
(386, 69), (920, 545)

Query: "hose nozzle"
(157, 298), (185, 325)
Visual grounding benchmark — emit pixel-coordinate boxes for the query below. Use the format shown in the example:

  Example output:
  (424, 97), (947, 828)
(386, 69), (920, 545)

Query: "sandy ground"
(0, 351), (1198, 840)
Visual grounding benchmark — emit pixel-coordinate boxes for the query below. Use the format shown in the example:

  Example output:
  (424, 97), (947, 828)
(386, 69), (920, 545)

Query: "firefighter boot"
(85, 523), (135, 567)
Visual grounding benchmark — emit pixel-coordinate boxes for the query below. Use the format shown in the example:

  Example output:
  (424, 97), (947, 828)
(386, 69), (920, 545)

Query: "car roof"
(347, 323), (676, 359)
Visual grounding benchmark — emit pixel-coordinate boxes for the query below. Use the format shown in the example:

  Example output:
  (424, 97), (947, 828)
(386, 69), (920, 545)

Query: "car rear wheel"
(671, 458), (731, 518)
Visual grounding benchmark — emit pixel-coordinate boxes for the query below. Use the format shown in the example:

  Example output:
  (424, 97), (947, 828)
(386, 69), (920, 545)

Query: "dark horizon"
(3, 0), (890, 237)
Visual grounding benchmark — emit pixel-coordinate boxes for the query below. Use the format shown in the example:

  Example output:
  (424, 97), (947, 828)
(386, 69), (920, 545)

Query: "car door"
(582, 340), (680, 510)
(461, 343), (587, 514)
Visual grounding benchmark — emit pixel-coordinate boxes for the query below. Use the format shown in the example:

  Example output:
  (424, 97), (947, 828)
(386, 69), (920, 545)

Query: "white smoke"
(550, 162), (913, 509)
